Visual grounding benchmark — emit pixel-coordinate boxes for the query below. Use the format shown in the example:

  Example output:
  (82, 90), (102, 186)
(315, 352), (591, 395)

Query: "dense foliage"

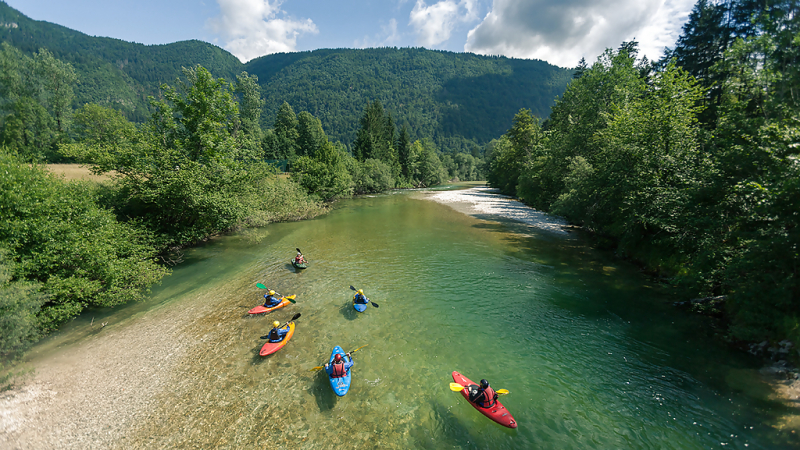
(0, 151), (168, 332)
(485, 0), (800, 343)
(0, 1), (570, 155)
(251, 47), (572, 153)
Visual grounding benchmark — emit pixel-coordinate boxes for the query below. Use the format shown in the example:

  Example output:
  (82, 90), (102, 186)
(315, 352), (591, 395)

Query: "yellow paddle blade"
(309, 366), (324, 372)
(497, 389), (509, 395)
(286, 295), (296, 299)
(449, 383), (465, 392)
(350, 344), (368, 353)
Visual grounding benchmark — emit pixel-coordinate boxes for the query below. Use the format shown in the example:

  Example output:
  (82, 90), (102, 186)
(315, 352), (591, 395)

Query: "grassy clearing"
(46, 164), (113, 182)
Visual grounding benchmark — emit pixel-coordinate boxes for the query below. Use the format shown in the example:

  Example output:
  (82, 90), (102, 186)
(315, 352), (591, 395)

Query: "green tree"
(0, 250), (45, 367)
(0, 150), (168, 331)
(296, 111), (326, 158)
(292, 140), (353, 201)
(265, 101), (299, 160)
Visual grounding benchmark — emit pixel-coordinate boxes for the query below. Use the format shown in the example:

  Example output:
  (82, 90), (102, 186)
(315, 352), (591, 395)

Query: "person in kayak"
(324, 352), (353, 378)
(263, 290), (282, 307)
(294, 251), (306, 264)
(353, 289), (369, 306)
(469, 379), (498, 408)
(267, 320), (289, 342)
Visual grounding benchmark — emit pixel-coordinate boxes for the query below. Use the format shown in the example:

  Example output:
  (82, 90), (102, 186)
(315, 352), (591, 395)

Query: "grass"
(46, 164), (113, 182)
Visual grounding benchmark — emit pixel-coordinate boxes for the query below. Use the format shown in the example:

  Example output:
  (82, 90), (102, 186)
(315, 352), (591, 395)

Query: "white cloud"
(355, 19), (402, 48)
(465, 0), (694, 67)
(208, 0), (318, 62)
(409, 0), (479, 47)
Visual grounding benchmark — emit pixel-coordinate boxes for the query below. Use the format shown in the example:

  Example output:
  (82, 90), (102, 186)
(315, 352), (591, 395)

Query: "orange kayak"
(249, 297), (290, 315)
(260, 322), (295, 356)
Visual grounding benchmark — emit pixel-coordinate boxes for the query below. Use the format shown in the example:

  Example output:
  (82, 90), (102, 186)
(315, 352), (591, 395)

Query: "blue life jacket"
(268, 325), (289, 342)
(264, 294), (281, 307)
(354, 293), (368, 304)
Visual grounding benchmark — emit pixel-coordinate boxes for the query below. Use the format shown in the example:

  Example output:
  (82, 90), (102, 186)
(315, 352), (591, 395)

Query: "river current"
(18, 187), (799, 449)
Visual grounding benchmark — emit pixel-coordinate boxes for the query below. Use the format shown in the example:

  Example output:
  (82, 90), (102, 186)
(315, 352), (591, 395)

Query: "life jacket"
(330, 360), (347, 378)
(295, 256), (302, 262)
(477, 386), (497, 407)
(269, 328), (281, 341)
(354, 294), (367, 304)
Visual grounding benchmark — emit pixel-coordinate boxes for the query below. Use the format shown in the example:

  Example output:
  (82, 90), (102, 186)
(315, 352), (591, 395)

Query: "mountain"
(0, 1), (573, 150)
(0, 1), (243, 121)
(244, 48), (573, 149)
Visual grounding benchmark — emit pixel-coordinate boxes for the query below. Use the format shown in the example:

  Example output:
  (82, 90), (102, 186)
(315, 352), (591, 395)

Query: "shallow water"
(29, 190), (800, 448)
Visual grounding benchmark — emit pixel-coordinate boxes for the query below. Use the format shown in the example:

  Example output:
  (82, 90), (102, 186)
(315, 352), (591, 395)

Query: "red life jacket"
(330, 361), (347, 378)
(478, 386), (497, 407)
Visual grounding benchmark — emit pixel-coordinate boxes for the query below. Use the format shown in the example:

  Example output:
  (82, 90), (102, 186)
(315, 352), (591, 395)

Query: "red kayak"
(259, 322), (295, 356)
(248, 297), (290, 315)
(452, 371), (517, 428)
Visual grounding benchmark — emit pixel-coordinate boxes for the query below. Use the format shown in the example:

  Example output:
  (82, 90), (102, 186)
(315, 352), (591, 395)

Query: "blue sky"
(6, 0), (696, 67)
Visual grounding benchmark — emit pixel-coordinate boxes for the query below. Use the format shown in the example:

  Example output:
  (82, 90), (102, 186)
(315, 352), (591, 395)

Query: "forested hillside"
(0, 1), (242, 122)
(245, 48), (572, 150)
(0, 1), (572, 151)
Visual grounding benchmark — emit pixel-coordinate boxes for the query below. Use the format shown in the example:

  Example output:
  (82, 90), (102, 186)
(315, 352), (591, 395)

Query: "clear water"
(29, 190), (800, 449)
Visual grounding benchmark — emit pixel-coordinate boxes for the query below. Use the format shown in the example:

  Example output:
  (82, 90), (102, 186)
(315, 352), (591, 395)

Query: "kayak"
(353, 295), (368, 312)
(291, 259), (308, 269)
(451, 371), (517, 428)
(259, 322), (295, 356)
(327, 345), (352, 396)
(248, 297), (290, 315)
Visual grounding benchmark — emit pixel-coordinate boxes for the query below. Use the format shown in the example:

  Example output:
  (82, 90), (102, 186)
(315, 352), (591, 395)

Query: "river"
(4, 186), (797, 449)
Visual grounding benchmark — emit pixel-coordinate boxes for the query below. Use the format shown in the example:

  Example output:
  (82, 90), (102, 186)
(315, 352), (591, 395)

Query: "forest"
(0, 0), (572, 153)
(484, 0), (799, 344)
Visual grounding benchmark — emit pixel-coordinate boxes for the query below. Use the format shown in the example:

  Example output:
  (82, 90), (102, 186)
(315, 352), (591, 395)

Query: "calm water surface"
(33, 189), (799, 448)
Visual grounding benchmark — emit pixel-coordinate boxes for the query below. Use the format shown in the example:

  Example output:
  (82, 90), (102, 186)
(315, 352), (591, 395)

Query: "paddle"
(308, 344), (368, 371)
(256, 283), (297, 303)
(260, 313), (301, 339)
(349, 285), (379, 308)
(449, 383), (509, 395)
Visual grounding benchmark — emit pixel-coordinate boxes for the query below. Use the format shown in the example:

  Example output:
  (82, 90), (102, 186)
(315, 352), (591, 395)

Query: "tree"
(0, 44), (76, 161)
(265, 101), (299, 160)
(397, 124), (412, 181)
(291, 141), (353, 201)
(296, 111), (326, 158)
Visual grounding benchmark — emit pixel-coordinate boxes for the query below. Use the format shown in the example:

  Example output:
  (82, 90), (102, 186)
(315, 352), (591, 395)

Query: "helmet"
(268, 290), (275, 295)
(357, 289), (363, 294)
(273, 321), (280, 328)
(480, 379), (490, 389)
(334, 353), (343, 362)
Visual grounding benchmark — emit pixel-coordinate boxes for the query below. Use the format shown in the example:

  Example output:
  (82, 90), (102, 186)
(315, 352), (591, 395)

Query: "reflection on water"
(28, 191), (798, 448)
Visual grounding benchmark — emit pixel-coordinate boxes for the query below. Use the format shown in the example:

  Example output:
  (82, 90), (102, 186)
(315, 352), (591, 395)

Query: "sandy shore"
(422, 186), (572, 236)
(0, 297), (197, 449)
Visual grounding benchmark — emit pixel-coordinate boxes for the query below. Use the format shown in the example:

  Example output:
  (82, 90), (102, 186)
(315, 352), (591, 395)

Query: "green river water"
(26, 187), (799, 449)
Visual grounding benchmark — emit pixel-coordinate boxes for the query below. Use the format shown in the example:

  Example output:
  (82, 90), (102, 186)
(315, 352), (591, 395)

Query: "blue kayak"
(353, 295), (368, 312)
(327, 345), (352, 396)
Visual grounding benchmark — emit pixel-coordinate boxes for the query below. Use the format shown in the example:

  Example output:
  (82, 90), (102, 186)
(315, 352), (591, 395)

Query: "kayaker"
(324, 352), (353, 378)
(353, 289), (369, 305)
(469, 379), (498, 408)
(295, 252), (306, 264)
(263, 290), (282, 307)
(267, 320), (289, 342)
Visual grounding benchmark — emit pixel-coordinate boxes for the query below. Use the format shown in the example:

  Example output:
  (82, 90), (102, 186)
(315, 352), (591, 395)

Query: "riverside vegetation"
(484, 0), (799, 347)
(0, 43), (483, 383)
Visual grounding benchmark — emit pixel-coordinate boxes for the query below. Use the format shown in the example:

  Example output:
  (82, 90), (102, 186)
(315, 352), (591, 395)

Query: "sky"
(6, 0), (696, 68)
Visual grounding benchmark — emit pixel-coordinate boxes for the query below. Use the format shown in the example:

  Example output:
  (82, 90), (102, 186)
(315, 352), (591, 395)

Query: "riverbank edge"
(421, 185), (800, 423)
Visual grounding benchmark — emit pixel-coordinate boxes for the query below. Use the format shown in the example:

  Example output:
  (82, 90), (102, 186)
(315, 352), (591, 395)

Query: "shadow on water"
(411, 400), (481, 449)
(310, 369), (337, 412)
(339, 302), (357, 321)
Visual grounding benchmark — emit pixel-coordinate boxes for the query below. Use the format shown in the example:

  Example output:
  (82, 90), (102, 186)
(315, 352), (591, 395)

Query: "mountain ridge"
(0, 1), (573, 149)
